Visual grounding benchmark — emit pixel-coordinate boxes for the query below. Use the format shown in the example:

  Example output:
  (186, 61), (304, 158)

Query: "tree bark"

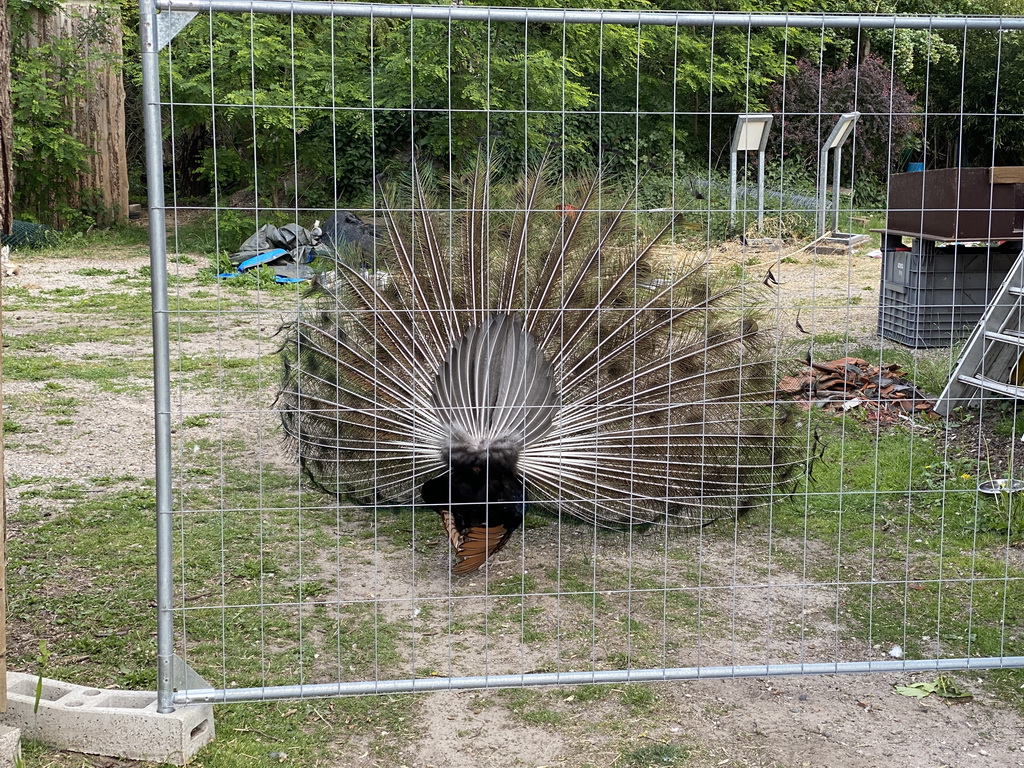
(0, 0), (12, 716)
(0, 0), (14, 234)
(26, 2), (128, 225)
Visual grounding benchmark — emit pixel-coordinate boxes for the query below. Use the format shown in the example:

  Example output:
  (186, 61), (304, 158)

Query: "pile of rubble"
(778, 356), (935, 423)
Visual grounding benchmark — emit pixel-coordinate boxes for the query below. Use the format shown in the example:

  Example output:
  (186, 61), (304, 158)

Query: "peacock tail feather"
(277, 152), (804, 557)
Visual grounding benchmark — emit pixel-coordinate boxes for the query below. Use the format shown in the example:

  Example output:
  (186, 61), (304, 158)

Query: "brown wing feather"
(438, 511), (515, 574)
(438, 509), (463, 550)
(453, 524), (513, 574)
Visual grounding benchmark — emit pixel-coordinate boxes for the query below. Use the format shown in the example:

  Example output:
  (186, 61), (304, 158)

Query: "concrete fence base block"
(0, 672), (214, 765)
(0, 725), (22, 768)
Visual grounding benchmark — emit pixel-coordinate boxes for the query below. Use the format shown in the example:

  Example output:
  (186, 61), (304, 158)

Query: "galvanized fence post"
(139, 0), (177, 714)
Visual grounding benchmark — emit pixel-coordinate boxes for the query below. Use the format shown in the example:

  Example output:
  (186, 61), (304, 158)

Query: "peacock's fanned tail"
(277, 156), (803, 531)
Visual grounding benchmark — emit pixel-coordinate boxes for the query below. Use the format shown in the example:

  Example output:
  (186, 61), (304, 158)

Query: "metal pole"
(757, 148), (765, 230)
(817, 144), (829, 238)
(729, 149), (737, 228)
(139, 0), (177, 714)
(154, 1), (1024, 30)
(832, 145), (842, 232)
(172, 655), (1024, 704)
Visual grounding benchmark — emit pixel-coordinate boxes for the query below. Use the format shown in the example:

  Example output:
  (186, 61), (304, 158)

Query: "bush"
(767, 55), (920, 194)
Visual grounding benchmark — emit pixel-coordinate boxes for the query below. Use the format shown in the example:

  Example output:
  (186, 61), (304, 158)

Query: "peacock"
(277, 152), (803, 573)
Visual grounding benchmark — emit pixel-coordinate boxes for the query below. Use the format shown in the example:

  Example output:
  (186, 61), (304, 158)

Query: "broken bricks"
(778, 356), (935, 423)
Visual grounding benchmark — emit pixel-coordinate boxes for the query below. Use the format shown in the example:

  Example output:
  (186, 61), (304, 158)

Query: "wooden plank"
(990, 166), (1024, 185)
(888, 168), (1022, 239)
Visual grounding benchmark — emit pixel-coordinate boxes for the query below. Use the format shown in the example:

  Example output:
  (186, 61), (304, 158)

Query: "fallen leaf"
(894, 676), (972, 704)
(894, 682), (935, 698)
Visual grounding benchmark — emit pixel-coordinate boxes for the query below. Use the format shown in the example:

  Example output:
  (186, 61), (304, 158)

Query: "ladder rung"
(934, 250), (1024, 415)
(956, 374), (1024, 399)
(984, 329), (1024, 345)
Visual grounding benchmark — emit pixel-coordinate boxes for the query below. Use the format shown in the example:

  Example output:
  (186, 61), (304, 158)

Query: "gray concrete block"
(0, 672), (214, 765)
(0, 725), (21, 768)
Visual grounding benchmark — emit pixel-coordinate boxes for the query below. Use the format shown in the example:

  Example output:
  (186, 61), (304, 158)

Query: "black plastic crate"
(877, 242), (1018, 348)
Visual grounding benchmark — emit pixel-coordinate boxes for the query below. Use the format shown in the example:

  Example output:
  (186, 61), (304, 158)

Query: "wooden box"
(885, 167), (1024, 241)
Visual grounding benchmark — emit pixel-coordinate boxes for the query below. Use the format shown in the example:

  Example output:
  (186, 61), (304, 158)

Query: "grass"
(4, 324), (148, 349)
(502, 689), (567, 726)
(4, 353), (152, 390)
(7, 484), (161, 689)
(621, 742), (693, 768)
(31, 225), (151, 257)
(17, 697), (416, 768)
(767, 412), (1024, 669)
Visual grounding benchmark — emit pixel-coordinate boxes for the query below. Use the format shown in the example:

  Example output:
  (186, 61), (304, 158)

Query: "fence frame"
(140, 0), (1024, 713)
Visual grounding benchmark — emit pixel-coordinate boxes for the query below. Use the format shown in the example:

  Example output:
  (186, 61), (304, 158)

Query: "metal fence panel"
(139, 2), (1024, 710)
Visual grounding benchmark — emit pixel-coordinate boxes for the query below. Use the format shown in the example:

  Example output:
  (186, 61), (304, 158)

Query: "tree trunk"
(0, 0), (14, 234)
(0, 0), (11, 716)
(26, 2), (128, 225)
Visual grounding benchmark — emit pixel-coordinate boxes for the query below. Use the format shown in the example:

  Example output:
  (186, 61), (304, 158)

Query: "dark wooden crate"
(885, 168), (1024, 241)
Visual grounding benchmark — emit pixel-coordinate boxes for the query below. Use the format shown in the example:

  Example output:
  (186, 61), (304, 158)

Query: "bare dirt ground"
(5, 243), (1024, 768)
(701, 237), (884, 344)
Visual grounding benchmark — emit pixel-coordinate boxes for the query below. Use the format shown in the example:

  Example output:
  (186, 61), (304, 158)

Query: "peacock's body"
(277, 155), (802, 573)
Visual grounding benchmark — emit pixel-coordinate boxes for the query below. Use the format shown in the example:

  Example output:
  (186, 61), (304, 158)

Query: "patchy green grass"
(771, 412), (1024, 679)
(72, 267), (126, 277)
(501, 688), (567, 727)
(33, 225), (151, 257)
(7, 484), (161, 688)
(18, 695), (415, 768)
(4, 353), (152, 390)
(621, 741), (694, 767)
(4, 323), (149, 349)
(619, 683), (660, 713)
(3, 416), (25, 434)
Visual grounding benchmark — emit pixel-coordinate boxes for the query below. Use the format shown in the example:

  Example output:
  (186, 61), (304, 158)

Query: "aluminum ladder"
(935, 248), (1024, 415)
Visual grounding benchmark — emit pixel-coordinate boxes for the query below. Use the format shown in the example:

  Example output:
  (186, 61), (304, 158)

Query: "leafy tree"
(921, 27), (1024, 167)
(160, 12), (373, 207)
(156, 0), (840, 209)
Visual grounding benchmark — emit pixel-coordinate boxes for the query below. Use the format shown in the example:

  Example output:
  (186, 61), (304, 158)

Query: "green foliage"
(929, 27), (1024, 167)
(32, 641), (50, 715)
(162, 12), (378, 205)
(209, 209), (259, 255)
(894, 675), (972, 702)
(9, 0), (123, 228)
(975, 488), (1024, 543)
(767, 54), (920, 194)
(156, 0), (834, 208)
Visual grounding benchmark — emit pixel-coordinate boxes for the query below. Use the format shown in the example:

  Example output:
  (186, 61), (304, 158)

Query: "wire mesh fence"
(140, 2), (1024, 709)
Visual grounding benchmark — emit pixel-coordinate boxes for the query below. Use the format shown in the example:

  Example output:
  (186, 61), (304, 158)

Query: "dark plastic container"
(876, 239), (1019, 348)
